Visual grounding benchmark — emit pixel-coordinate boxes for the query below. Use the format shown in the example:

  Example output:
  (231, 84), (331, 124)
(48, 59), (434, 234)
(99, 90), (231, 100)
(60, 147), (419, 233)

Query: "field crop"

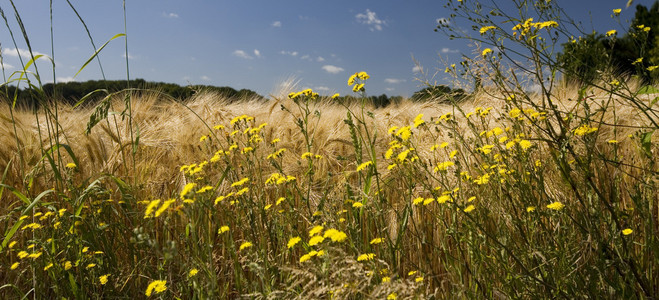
(1, 0), (658, 298)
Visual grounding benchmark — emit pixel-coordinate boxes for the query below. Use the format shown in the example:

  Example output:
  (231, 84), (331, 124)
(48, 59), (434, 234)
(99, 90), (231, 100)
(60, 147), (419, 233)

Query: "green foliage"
(411, 85), (467, 103)
(558, 1), (659, 84)
(0, 79), (265, 108)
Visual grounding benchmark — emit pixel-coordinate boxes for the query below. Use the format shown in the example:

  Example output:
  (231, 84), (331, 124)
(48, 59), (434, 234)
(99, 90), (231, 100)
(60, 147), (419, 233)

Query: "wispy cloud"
(122, 52), (136, 60)
(200, 75), (211, 81)
(321, 65), (344, 74)
(315, 86), (330, 92)
(2, 47), (48, 58)
(1, 63), (14, 69)
(385, 78), (406, 84)
(412, 66), (423, 73)
(279, 50), (298, 57)
(385, 87), (395, 92)
(271, 21), (281, 28)
(233, 50), (253, 59)
(163, 12), (179, 18)
(356, 9), (385, 31)
(316, 56), (325, 62)
(254, 49), (262, 58)
(56, 76), (75, 83)
(441, 48), (459, 54)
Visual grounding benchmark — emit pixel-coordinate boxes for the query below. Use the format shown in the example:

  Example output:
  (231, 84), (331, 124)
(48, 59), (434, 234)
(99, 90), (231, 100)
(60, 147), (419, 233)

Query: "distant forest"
(0, 78), (467, 109)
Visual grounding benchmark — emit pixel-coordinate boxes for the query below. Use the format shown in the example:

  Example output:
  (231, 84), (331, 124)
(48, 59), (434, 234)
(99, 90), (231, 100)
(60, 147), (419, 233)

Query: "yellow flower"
(324, 229), (347, 242)
(382, 276), (391, 283)
(309, 225), (324, 236)
(608, 139), (619, 144)
(100, 274), (109, 285)
(64, 261), (72, 270)
(352, 83), (365, 92)
(331, 93), (340, 99)
(299, 253), (313, 263)
(11, 262), (19, 270)
(413, 113), (425, 128)
(239, 241), (253, 251)
(622, 228), (633, 235)
(17, 251), (28, 259)
(648, 66), (658, 72)
(309, 236), (325, 246)
(86, 263), (96, 269)
(573, 124), (598, 136)
(188, 269), (199, 278)
(482, 48), (493, 57)
(44, 263), (54, 271)
(463, 205), (475, 213)
(218, 225), (229, 234)
(357, 71), (370, 80)
(287, 236), (302, 249)
(606, 30), (617, 37)
(347, 73), (358, 85)
(144, 199), (161, 219)
(357, 253), (376, 261)
(519, 140), (533, 150)
(180, 183), (197, 200)
(66, 162), (77, 169)
(356, 161), (373, 171)
(613, 8), (621, 16)
(546, 201), (565, 211)
(352, 202), (364, 208)
(527, 206), (536, 212)
(145, 280), (167, 296)
(231, 177), (249, 187)
(479, 26), (496, 34)
(155, 199), (175, 217)
(387, 293), (397, 300)
(8, 241), (17, 248)
(370, 238), (383, 245)
(633, 57), (643, 65)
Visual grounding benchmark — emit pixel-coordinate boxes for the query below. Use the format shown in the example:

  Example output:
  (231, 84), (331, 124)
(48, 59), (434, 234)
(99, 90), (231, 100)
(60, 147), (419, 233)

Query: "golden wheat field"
(1, 75), (658, 298)
(2, 0), (659, 297)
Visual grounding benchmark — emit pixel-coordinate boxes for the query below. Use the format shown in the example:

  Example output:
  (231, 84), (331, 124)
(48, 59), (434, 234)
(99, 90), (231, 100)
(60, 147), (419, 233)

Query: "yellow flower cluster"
(348, 71), (369, 92)
(288, 88), (319, 100)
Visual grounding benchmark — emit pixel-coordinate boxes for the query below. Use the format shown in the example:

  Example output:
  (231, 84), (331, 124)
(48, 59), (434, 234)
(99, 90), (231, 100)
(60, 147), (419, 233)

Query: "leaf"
(74, 33), (126, 78)
(640, 130), (654, 157)
(73, 88), (109, 109)
(0, 188), (53, 251)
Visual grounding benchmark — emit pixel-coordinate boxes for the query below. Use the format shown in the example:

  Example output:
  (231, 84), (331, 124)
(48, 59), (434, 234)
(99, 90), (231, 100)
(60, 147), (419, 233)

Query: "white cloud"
(279, 50), (298, 57)
(271, 21), (281, 27)
(254, 49), (262, 58)
(200, 75), (211, 81)
(122, 52), (136, 60)
(315, 86), (330, 91)
(56, 76), (75, 83)
(412, 66), (423, 73)
(436, 18), (450, 25)
(2, 47), (48, 58)
(385, 78), (406, 84)
(321, 65), (344, 74)
(2, 63), (14, 69)
(356, 9), (385, 31)
(316, 56), (325, 62)
(163, 12), (179, 18)
(300, 55), (312, 61)
(441, 48), (459, 54)
(233, 50), (253, 59)
(385, 87), (395, 92)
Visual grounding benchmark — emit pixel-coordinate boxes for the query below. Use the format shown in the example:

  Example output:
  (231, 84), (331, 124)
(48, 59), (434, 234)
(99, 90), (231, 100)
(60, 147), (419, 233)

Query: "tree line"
(558, 1), (659, 84)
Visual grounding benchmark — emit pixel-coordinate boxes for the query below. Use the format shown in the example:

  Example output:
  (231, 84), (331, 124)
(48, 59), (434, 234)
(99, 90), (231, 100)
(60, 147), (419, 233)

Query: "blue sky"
(0, 0), (648, 97)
